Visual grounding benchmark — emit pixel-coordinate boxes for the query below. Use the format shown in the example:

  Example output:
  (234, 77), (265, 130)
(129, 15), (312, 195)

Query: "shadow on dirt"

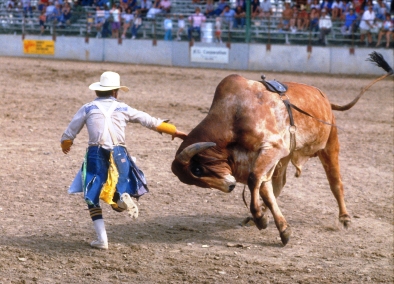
(1, 213), (283, 256)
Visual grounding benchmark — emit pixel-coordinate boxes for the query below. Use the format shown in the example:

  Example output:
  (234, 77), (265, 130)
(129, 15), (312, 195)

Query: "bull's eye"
(190, 165), (203, 177)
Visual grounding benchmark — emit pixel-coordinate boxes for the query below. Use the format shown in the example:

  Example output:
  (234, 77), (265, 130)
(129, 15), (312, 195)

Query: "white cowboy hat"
(89, 71), (129, 92)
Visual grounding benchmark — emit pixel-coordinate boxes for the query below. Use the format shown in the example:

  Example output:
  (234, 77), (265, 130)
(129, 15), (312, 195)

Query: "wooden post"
(152, 18), (157, 46)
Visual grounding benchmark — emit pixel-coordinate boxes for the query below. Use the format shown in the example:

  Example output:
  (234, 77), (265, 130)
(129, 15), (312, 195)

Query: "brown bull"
(171, 52), (393, 246)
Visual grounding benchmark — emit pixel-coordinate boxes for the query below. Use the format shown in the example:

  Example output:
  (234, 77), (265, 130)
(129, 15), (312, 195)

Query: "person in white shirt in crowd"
(359, 4), (376, 45)
(259, 0), (272, 18)
(110, 3), (121, 39)
(176, 14), (186, 40)
(121, 7), (134, 39)
(318, 8), (332, 45)
(146, 0), (162, 18)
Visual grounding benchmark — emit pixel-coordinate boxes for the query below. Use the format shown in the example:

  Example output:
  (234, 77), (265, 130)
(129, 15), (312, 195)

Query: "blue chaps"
(84, 146), (138, 207)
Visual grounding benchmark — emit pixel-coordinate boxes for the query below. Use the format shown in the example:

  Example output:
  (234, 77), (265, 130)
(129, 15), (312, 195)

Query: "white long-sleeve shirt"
(61, 97), (164, 150)
(319, 15), (332, 29)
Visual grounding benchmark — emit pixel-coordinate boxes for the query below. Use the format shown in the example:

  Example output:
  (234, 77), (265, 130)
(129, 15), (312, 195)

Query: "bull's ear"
(175, 142), (216, 165)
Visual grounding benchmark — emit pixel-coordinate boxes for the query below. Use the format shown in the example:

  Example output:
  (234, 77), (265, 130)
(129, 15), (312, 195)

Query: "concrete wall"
(1, 34), (393, 75)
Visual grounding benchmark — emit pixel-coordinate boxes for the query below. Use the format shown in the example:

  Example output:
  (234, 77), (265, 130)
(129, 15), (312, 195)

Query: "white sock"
(93, 219), (108, 243)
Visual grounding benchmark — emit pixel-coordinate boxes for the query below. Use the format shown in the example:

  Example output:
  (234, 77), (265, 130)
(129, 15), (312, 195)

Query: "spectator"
(87, 12), (94, 33)
(309, 7), (320, 33)
(188, 7), (206, 41)
(375, 13), (392, 48)
(69, 0), (84, 23)
(340, 8), (358, 36)
(101, 4), (112, 38)
(176, 14), (185, 40)
(215, 16), (222, 42)
(278, 2), (293, 31)
(37, 0), (49, 12)
(331, 0), (344, 21)
(289, 5), (299, 32)
(39, 10), (46, 35)
(297, 4), (310, 31)
(259, 0), (273, 18)
(251, 0), (262, 19)
(45, 0), (60, 24)
(235, 0), (246, 11)
(94, 6), (106, 37)
(121, 7), (134, 39)
(119, 0), (128, 10)
(220, 5), (235, 29)
(234, 5), (246, 29)
(164, 14), (173, 40)
(128, 0), (138, 11)
(320, 0), (332, 15)
(6, 0), (15, 11)
(214, 0), (228, 16)
(318, 8), (332, 45)
(110, 3), (121, 39)
(374, 0), (389, 20)
(22, 0), (33, 18)
(310, 0), (321, 12)
(131, 9), (142, 39)
(59, 2), (72, 27)
(81, 0), (93, 6)
(139, 0), (152, 17)
(146, 0), (162, 18)
(160, 0), (171, 13)
(353, 0), (365, 17)
(359, 4), (375, 45)
(204, 0), (215, 18)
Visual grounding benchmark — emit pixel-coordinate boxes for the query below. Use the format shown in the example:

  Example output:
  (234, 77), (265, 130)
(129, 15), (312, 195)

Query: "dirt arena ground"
(0, 56), (393, 284)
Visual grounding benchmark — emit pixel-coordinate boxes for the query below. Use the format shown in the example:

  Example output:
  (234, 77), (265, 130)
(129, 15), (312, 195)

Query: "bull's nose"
(229, 184), (236, 192)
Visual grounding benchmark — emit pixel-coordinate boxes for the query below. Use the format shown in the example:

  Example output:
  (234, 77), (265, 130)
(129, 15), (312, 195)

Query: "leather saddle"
(260, 74), (288, 94)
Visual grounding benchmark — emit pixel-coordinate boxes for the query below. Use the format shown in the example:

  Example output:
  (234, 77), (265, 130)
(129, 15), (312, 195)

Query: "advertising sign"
(23, 40), (55, 55)
(190, 46), (229, 64)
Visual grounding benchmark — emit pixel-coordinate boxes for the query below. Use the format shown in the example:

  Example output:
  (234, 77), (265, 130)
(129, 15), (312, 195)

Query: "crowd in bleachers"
(0, 0), (392, 47)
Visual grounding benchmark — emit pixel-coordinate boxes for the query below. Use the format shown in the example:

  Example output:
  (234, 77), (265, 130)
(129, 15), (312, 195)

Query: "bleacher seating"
(0, 0), (391, 47)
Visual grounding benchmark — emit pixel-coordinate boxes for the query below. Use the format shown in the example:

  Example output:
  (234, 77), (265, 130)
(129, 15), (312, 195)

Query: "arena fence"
(1, 33), (392, 75)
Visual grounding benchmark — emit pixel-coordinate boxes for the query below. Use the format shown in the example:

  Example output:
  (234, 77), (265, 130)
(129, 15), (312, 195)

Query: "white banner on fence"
(190, 46), (229, 64)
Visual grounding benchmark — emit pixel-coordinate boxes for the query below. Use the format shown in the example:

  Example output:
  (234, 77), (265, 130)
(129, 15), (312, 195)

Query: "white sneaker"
(131, 36), (136, 39)
(90, 239), (108, 250)
(120, 193), (139, 219)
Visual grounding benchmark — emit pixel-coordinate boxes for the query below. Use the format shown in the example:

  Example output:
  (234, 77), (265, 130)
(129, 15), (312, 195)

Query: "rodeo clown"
(60, 71), (187, 250)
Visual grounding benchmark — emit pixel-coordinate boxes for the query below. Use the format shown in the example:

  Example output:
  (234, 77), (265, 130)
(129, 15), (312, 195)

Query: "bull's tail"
(331, 52), (393, 111)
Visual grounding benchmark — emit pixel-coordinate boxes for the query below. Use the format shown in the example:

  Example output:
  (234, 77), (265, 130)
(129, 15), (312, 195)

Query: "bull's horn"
(176, 142), (216, 165)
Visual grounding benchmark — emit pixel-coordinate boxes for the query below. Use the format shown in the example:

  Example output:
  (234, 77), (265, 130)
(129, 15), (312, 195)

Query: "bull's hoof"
(254, 214), (269, 230)
(339, 214), (351, 229)
(280, 226), (292, 246)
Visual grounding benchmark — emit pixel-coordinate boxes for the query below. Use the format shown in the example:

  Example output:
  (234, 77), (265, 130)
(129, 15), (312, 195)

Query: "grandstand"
(0, 0), (392, 47)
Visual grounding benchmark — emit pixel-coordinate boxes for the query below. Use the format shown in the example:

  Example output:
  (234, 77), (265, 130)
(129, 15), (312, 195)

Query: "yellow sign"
(23, 40), (55, 55)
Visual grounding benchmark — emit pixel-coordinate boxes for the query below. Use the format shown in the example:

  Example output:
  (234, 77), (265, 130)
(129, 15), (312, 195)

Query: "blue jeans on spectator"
(23, 7), (33, 18)
(164, 29), (172, 40)
(234, 18), (245, 29)
(131, 24), (141, 38)
(188, 26), (201, 40)
(102, 21), (112, 38)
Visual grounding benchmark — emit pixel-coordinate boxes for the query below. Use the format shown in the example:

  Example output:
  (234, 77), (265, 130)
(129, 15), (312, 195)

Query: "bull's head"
(171, 142), (237, 193)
